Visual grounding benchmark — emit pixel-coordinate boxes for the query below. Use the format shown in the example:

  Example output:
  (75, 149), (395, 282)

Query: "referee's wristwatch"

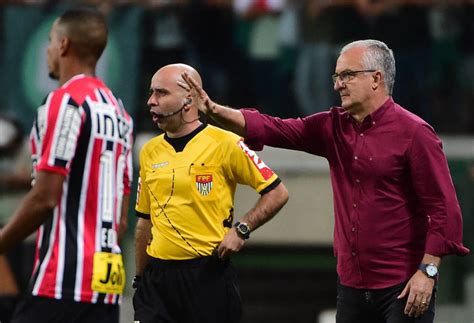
(234, 221), (251, 240)
(418, 263), (439, 280)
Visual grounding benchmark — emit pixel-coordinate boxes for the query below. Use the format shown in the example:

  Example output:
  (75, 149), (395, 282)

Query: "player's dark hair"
(57, 7), (108, 64)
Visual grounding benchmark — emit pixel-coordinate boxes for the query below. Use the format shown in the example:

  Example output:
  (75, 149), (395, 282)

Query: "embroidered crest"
(195, 175), (213, 196)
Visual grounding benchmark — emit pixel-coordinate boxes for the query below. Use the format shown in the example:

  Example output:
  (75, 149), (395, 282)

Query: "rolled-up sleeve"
(242, 109), (265, 151)
(408, 124), (470, 257)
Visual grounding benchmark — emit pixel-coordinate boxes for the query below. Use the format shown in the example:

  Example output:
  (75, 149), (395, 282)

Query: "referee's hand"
(216, 229), (245, 259)
(132, 275), (142, 289)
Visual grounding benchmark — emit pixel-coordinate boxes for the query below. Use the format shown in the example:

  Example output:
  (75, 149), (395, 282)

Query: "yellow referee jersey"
(135, 125), (279, 260)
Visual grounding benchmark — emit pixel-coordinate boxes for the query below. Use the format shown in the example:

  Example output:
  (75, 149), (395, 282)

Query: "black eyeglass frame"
(332, 69), (376, 84)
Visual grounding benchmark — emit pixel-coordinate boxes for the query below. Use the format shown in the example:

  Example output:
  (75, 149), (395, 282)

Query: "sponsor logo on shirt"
(152, 161), (169, 169)
(52, 104), (82, 166)
(195, 174), (213, 196)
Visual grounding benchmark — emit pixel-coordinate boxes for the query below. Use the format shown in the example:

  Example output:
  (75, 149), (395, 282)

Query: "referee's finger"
(217, 245), (228, 259)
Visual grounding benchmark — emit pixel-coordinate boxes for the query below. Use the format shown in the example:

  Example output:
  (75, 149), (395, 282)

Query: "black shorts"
(133, 256), (242, 323)
(10, 295), (119, 323)
(0, 295), (18, 323)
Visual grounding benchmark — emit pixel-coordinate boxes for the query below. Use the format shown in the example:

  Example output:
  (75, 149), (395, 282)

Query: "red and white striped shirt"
(29, 74), (133, 304)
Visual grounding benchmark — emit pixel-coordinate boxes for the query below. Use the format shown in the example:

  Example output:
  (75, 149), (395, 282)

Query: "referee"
(133, 63), (289, 323)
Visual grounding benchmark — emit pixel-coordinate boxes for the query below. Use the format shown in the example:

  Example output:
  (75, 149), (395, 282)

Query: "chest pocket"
(143, 166), (191, 210)
(369, 155), (405, 186)
(189, 164), (221, 201)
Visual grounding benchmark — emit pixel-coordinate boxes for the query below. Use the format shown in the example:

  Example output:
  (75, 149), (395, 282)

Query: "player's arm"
(0, 171), (64, 254)
(181, 72), (246, 137)
(0, 254), (19, 294)
(134, 215), (152, 277)
(217, 181), (289, 259)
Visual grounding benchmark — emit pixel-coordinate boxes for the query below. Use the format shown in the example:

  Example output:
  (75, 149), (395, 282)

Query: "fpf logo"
(196, 175), (213, 196)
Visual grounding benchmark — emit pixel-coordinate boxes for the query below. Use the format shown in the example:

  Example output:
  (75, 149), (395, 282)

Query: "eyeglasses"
(332, 70), (376, 84)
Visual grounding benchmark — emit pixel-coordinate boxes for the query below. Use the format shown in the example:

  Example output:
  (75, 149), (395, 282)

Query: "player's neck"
(59, 60), (96, 86)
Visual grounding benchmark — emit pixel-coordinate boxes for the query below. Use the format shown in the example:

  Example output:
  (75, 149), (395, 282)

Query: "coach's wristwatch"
(234, 222), (251, 240)
(418, 263), (439, 280)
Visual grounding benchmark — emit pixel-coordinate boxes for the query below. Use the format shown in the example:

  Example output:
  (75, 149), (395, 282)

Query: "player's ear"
(60, 37), (70, 56)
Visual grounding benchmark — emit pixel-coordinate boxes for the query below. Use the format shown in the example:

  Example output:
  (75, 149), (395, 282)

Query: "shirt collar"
(345, 97), (394, 130)
(369, 97), (394, 126)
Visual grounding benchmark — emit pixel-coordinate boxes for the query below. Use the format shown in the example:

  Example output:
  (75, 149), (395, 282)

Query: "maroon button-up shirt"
(242, 97), (469, 289)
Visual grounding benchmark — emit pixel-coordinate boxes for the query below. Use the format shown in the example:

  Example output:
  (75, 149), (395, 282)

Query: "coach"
(182, 39), (469, 322)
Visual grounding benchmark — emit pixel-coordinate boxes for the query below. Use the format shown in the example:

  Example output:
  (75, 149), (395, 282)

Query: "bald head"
(56, 7), (108, 64)
(156, 63), (203, 88)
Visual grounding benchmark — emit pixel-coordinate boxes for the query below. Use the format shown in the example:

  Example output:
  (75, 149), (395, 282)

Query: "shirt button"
(360, 133), (364, 137)
(354, 156), (358, 160)
(353, 203), (357, 208)
(352, 252), (357, 256)
(351, 227), (356, 232)
(355, 179), (360, 183)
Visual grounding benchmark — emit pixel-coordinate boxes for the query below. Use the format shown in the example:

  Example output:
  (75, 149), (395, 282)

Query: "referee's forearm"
(241, 182), (289, 231)
(135, 217), (152, 275)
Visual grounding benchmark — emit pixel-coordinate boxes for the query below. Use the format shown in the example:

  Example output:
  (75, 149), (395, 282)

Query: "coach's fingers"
(176, 80), (190, 92)
(181, 72), (215, 114)
(181, 72), (204, 96)
(397, 282), (409, 299)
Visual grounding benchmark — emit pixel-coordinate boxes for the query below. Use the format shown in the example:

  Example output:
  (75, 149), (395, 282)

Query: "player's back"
(29, 74), (133, 304)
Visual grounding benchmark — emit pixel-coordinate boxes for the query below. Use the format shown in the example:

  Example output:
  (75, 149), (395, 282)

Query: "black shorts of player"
(0, 295), (18, 323)
(10, 295), (119, 323)
(133, 256), (242, 323)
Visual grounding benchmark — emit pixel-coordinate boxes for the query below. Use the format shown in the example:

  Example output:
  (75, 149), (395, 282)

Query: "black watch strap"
(234, 221), (251, 239)
(418, 263), (439, 280)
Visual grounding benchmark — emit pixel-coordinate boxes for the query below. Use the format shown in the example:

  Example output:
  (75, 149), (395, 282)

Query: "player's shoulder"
(63, 75), (109, 105)
(45, 75), (91, 107)
(42, 85), (79, 111)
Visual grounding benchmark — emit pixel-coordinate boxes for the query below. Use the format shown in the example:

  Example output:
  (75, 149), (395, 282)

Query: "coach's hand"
(180, 72), (217, 116)
(397, 270), (434, 318)
(216, 228), (245, 259)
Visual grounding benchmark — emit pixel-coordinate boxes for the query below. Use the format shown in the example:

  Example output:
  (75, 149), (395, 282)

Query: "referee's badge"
(196, 175), (213, 196)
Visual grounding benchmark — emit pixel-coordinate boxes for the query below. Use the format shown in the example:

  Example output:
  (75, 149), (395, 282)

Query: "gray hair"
(340, 40), (396, 95)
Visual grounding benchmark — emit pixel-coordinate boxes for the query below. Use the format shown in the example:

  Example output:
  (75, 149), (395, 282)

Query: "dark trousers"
(336, 280), (436, 323)
(10, 296), (119, 323)
(0, 296), (18, 323)
(133, 256), (242, 323)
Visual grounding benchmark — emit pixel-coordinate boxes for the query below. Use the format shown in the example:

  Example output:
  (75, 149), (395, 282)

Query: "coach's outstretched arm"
(181, 72), (246, 137)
